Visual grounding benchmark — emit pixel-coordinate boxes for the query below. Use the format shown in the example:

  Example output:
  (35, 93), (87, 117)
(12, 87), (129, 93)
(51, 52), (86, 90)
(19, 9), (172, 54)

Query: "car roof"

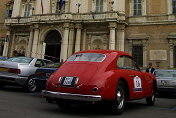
(155, 69), (176, 71)
(75, 50), (131, 56)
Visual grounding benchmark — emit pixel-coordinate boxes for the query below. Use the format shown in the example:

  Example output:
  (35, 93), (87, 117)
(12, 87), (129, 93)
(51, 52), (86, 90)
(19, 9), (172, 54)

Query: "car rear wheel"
(146, 84), (156, 106)
(0, 84), (5, 88)
(110, 80), (126, 115)
(26, 77), (37, 92)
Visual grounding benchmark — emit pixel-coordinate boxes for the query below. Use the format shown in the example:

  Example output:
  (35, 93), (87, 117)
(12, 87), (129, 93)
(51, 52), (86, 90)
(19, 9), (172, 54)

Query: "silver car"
(0, 57), (54, 92)
(155, 69), (176, 94)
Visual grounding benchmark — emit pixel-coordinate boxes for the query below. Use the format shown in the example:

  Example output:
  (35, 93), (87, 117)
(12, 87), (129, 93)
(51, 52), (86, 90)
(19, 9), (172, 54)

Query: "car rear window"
(155, 70), (176, 78)
(7, 57), (33, 64)
(67, 53), (106, 62)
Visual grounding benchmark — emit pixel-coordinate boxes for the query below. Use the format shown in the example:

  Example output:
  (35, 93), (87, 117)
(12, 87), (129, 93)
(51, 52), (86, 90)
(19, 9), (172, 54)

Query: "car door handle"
(130, 75), (134, 77)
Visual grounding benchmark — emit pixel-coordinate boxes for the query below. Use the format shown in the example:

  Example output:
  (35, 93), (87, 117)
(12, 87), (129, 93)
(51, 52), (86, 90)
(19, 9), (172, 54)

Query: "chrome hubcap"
(28, 79), (36, 91)
(116, 88), (124, 109)
(152, 90), (155, 101)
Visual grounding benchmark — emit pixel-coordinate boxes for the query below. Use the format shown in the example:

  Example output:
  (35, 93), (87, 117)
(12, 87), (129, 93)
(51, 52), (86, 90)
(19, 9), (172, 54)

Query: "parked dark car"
(155, 69), (176, 94)
(33, 62), (63, 91)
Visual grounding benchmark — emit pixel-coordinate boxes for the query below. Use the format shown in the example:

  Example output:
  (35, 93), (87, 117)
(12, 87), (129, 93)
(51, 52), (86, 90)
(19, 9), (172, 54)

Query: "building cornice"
(127, 14), (176, 26)
(4, 11), (126, 26)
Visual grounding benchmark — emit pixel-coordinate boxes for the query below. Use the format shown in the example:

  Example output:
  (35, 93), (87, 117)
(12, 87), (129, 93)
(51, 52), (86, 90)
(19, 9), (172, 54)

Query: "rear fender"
(90, 70), (118, 100)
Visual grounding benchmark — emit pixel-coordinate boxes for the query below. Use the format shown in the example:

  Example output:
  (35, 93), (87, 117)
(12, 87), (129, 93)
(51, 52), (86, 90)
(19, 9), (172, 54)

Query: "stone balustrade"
(5, 11), (125, 25)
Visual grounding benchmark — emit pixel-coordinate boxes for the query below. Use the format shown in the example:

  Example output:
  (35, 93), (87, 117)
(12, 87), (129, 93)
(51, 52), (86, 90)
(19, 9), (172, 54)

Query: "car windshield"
(42, 62), (62, 68)
(0, 57), (8, 61)
(155, 70), (176, 78)
(7, 57), (33, 64)
(67, 53), (106, 62)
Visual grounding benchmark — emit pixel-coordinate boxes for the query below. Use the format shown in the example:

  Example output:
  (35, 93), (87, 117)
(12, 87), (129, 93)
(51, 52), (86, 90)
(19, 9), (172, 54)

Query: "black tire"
(146, 84), (156, 106)
(110, 80), (126, 115)
(25, 77), (37, 92)
(56, 99), (72, 110)
(46, 97), (53, 103)
(0, 84), (5, 88)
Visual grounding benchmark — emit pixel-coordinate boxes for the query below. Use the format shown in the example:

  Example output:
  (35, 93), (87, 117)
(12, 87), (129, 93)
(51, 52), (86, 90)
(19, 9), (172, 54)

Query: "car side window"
(117, 55), (139, 71)
(35, 59), (44, 67)
(43, 60), (54, 68)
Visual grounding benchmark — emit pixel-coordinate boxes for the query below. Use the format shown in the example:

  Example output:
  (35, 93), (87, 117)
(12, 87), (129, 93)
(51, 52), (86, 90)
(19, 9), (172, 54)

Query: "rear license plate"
(60, 76), (78, 87)
(63, 77), (73, 86)
(0, 67), (8, 72)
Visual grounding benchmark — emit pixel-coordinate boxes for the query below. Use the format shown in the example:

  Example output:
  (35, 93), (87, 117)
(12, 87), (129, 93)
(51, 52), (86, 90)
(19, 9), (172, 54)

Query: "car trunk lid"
(52, 62), (98, 92)
(0, 61), (26, 74)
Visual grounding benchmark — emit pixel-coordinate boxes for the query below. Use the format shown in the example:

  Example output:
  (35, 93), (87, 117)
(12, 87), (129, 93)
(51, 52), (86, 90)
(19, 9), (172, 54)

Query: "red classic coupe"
(42, 50), (157, 114)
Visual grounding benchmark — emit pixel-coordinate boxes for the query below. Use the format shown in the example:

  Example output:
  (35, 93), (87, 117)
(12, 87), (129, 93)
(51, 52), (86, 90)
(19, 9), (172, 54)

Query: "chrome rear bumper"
(42, 90), (102, 102)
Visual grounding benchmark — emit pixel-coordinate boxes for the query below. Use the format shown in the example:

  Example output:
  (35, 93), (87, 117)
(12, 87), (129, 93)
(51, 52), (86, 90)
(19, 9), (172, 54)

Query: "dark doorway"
(44, 30), (61, 62)
(132, 45), (143, 67)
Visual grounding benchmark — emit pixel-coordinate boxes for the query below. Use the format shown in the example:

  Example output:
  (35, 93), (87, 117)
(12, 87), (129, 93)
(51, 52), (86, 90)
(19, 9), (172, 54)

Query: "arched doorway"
(44, 30), (61, 62)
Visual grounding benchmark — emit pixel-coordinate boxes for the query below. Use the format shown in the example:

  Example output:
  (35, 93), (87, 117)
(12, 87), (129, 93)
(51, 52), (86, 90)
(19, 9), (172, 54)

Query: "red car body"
(43, 50), (157, 114)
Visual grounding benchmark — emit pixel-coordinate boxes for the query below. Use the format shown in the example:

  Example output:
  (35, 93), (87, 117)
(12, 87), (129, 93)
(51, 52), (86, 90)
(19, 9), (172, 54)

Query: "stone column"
(116, 24), (125, 51)
(65, 0), (69, 12)
(143, 44), (147, 67)
(12, 0), (22, 17)
(61, 23), (70, 61)
(31, 25), (39, 58)
(35, 0), (42, 14)
(92, 0), (96, 12)
(42, 42), (46, 59)
(75, 24), (82, 53)
(82, 29), (87, 50)
(10, 33), (16, 57)
(109, 22), (116, 50)
(169, 40), (174, 68)
(67, 24), (75, 57)
(27, 26), (34, 57)
(128, 39), (133, 55)
(3, 30), (10, 56)
(143, 41), (147, 68)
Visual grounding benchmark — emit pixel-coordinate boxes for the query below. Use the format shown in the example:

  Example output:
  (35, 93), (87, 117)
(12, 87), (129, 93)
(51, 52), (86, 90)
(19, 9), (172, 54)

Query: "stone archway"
(44, 30), (61, 62)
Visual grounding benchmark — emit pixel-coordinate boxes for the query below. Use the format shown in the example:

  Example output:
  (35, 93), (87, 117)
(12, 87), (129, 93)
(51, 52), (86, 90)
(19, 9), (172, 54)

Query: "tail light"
(8, 68), (21, 74)
(36, 72), (44, 77)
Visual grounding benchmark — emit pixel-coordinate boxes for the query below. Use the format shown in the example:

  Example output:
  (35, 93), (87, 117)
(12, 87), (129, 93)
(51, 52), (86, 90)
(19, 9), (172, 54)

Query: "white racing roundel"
(133, 76), (142, 92)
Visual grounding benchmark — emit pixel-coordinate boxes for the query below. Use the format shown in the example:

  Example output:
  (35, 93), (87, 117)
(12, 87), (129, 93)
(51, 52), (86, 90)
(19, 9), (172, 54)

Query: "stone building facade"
(3, 0), (176, 69)
(0, 0), (13, 56)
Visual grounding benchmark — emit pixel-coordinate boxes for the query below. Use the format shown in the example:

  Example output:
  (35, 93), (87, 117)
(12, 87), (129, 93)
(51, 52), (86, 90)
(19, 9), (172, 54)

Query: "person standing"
(146, 63), (155, 75)
(13, 50), (19, 57)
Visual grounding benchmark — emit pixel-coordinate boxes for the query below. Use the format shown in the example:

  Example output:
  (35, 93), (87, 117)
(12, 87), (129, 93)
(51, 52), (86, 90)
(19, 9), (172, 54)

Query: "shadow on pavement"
(157, 93), (176, 99)
(0, 86), (42, 97)
(41, 100), (149, 116)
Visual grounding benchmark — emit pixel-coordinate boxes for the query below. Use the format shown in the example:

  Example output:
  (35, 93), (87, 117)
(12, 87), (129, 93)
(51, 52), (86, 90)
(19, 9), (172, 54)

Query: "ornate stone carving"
(109, 22), (117, 29)
(88, 34), (108, 50)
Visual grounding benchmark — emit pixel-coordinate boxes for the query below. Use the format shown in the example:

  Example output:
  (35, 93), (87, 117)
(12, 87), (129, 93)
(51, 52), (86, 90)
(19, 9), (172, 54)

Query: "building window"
(173, 0), (176, 14)
(24, 4), (31, 17)
(132, 45), (143, 67)
(56, 0), (65, 13)
(174, 46), (176, 68)
(96, 0), (103, 12)
(5, 9), (12, 18)
(133, 0), (142, 16)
